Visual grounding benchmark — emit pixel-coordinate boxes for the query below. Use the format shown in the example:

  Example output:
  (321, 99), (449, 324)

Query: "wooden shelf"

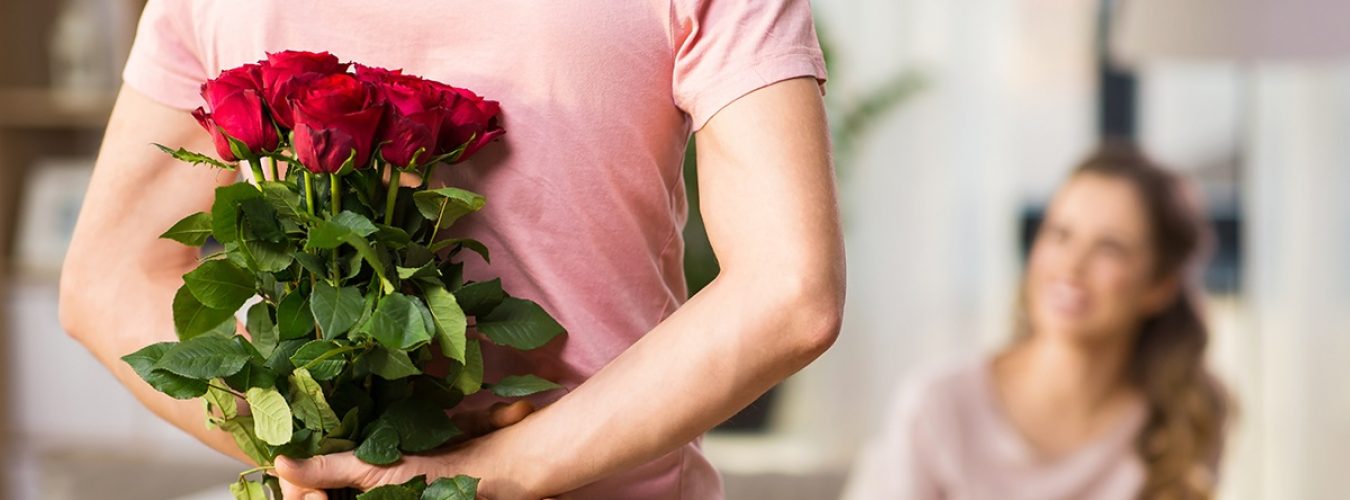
(0, 88), (116, 130)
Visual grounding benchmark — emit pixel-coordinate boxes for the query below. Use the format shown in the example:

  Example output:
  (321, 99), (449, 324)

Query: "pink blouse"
(842, 357), (1149, 500)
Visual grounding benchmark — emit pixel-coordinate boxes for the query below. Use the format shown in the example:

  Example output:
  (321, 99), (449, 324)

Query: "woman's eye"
(1097, 240), (1128, 257)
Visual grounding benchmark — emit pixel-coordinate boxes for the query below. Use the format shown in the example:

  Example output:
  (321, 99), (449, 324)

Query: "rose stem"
(330, 173), (342, 283)
(384, 161), (401, 226)
(268, 156), (279, 182)
(246, 159), (265, 188)
(304, 171), (317, 217)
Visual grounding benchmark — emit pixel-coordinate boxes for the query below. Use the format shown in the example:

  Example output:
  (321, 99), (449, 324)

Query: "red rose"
(290, 73), (385, 174)
(260, 50), (350, 130)
(428, 83), (504, 163)
(356, 65), (446, 167)
(191, 64), (279, 162)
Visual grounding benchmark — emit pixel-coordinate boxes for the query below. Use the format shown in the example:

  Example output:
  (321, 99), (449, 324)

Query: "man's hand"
(276, 401), (536, 500)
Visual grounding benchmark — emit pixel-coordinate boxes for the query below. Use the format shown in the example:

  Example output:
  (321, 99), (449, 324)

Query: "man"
(60, 1), (844, 498)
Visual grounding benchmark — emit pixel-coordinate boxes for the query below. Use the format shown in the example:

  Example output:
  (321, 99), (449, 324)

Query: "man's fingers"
(279, 475), (326, 500)
(275, 453), (381, 491)
(489, 400), (535, 429)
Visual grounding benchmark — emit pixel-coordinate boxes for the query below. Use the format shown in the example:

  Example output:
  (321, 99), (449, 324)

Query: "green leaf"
(205, 383), (238, 420)
(452, 279), (504, 317)
(396, 262), (438, 280)
(277, 291), (315, 340)
(260, 180), (309, 223)
(422, 476), (479, 500)
(428, 238), (490, 264)
(273, 428), (323, 459)
(369, 293), (431, 351)
(220, 417), (272, 466)
(423, 285), (467, 363)
(172, 285), (237, 341)
(475, 297), (565, 351)
(240, 237), (294, 273)
(375, 224), (412, 249)
(491, 374), (564, 398)
(246, 386), (293, 446)
(380, 399), (459, 453)
(239, 197), (285, 243)
(289, 368), (341, 433)
(412, 187), (485, 228)
(365, 345), (421, 380)
(307, 211), (378, 250)
(160, 212), (214, 246)
(354, 421), (402, 465)
(155, 335), (252, 379)
(451, 340), (483, 396)
(223, 360), (278, 391)
(121, 343), (209, 399)
(212, 183), (264, 244)
(294, 252), (328, 277)
(245, 300), (278, 358)
(265, 339), (307, 373)
(155, 143), (236, 170)
(357, 485), (419, 500)
(229, 479), (268, 500)
(289, 340), (349, 381)
(184, 259), (256, 311)
(310, 281), (363, 339)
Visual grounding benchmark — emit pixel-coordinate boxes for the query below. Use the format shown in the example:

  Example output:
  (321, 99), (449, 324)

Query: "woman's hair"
(1024, 142), (1231, 500)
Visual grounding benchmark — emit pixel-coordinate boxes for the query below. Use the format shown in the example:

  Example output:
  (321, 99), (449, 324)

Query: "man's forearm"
(498, 270), (843, 496)
(60, 263), (251, 465)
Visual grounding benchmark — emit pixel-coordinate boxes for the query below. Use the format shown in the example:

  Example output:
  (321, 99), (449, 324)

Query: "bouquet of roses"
(119, 51), (566, 500)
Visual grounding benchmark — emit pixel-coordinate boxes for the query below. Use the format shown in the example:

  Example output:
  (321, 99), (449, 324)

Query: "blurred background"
(0, 0), (1347, 499)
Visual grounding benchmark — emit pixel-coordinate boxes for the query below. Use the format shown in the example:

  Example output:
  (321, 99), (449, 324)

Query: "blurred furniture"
(1112, 2), (1350, 499)
(0, 0), (146, 497)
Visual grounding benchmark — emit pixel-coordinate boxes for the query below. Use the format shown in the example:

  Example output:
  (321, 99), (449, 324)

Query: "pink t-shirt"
(122, 1), (827, 498)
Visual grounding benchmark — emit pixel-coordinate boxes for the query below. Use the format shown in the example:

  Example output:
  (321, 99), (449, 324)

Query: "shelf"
(0, 88), (116, 130)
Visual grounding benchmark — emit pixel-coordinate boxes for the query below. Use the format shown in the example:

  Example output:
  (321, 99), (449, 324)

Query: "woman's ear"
(1141, 275), (1182, 316)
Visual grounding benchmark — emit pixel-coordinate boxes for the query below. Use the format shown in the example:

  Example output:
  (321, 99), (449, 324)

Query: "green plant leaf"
(294, 252), (328, 277)
(490, 374), (564, 398)
(289, 368), (341, 434)
(240, 237), (294, 273)
(380, 399), (459, 453)
(229, 479), (268, 500)
(357, 485), (419, 500)
(422, 476), (479, 500)
(354, 421), (401, 465)
(276, 291), (315, 340)
(160, 212), (213, 246)
(205, 382), (238, 420)
(369, 293), (430, 351)
(310, 281), (363, 339)
(223, 360), (278, 392)
(220, 417), (272, 466)
(451, 279), (504, 317)
(412, 188), (485, 228)
(307, 211), (378, 250)
(289, 340), (349, 381)
(154, 335), (252, 379)
(245, 386), (293, 446)
(431, 238), (490, 263)
(212, 183), (264, 243)
(450, 340), (483, 396)
(260, 180), (309, 223)
(423, 285), (467, 363)
(365, 345), (421, 380)
(184, 259), (256, 311)
(239, 197), (285, 243)
(172, 285), (237, 341)
(121, 342), (209, 399)
(154, 143), (236, 170)
(245, 301), (279, 358)
(475, 297), (565, 351)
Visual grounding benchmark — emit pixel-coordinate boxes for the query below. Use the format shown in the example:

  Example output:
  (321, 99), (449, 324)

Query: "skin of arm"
(274, 76), (846, 499)
(59, 87), (254, 464)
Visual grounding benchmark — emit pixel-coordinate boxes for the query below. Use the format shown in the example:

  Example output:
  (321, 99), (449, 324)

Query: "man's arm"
(276, 76), (845, 498)
(59, 87), (252, 463)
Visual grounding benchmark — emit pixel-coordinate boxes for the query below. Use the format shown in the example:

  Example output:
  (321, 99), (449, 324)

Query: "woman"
(843, 144), (1230, 500)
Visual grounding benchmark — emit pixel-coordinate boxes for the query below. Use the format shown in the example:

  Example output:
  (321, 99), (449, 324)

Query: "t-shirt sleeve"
(121, 0), (208, 111)
(670, 0), (828, 131)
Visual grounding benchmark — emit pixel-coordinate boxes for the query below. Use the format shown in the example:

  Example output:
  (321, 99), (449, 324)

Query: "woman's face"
(1026, 172), (1175, 344)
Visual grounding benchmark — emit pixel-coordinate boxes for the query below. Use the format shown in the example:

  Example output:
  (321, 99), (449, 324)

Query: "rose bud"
(426, 82), (504, 163)
(355, 65), (446, 167)
(260, 50), (350, 130)
(290, 73), (384, 174)
(192, 64), (278, 162)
